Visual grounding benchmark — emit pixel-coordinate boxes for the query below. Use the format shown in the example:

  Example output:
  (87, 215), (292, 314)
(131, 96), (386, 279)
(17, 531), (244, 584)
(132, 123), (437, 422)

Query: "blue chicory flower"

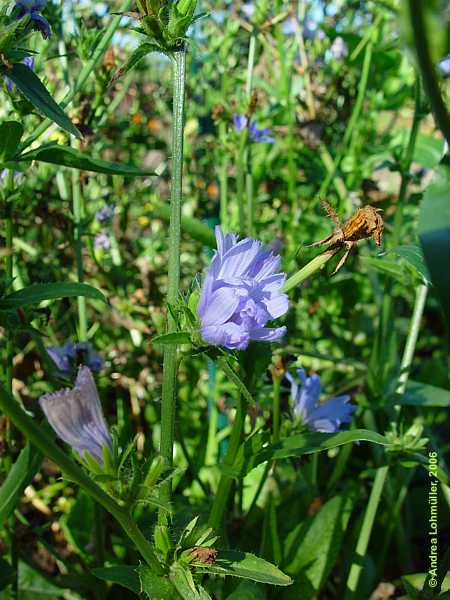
(47, 341), (103, 374)
(95, 205), (115, 224)
(233, 114), (275, 144)
(197, 226), (289, 350)
(15, 0), (51, 39)
(39, 366), (112, 464)
(94, 232), (111, 250)
(287, 368), (356, 433)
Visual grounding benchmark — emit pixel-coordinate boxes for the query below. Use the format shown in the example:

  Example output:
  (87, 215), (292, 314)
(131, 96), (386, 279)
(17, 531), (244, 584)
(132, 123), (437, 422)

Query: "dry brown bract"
(189, 546), (218, 565)
(310, 200), (384, 274)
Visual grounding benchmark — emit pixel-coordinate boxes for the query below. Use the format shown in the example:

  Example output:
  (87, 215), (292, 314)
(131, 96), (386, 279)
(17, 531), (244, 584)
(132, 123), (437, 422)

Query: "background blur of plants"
(0, 0), (449, 599)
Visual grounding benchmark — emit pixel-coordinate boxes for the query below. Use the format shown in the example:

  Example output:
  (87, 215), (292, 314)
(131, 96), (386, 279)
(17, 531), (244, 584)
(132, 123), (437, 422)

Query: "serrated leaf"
(2, 63), (81, 138)
(0, 282), (107, 309)
(0, 443), (42, 525)
(113, 42), (165, 81)
(16, 143), (160, 176)
(418, 165), (450, 334)
(228, 430), (388, 478)
(92, 566), (140, 593)
(138, 565), (180, 599)
(194, 550), (292, 586)
(152, 332), (192, 345)
(0, 121), (24, 161)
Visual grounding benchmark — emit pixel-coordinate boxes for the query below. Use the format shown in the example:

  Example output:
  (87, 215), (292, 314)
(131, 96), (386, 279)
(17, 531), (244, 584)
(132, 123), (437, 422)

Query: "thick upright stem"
(159, 48), (186, 519)
(72, 168), (88, 341)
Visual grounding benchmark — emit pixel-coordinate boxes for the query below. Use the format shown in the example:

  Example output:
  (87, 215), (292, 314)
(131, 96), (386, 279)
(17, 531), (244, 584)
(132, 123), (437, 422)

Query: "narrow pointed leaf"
(0, 282), (107, 309)
(17, 143), (160, 176)
(2, 63), (81, 138)
(92, 566), (140, 593)
(0, 121), (24, 161)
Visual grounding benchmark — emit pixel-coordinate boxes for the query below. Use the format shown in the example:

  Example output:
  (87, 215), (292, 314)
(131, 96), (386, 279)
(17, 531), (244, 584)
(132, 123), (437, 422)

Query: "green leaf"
(2, 63), (81, 138)
(18, 562), (67, 600)
(138, 565), (180, 599)
(0, 443), (42, 524)
(113, 42), (164, 81)
(283, 495), (354, 595)
(152, 332), (192, 345)
(169, 563), (205, 599)
(92, 566), (140, 594)
(363, 244), (430, 286)
(0, 282), (107, 309)
(62, 492), (94, 556)
(227, 430), (389, 478)
(226, 581), (266, 600)
(418, 165), (450, 333)
(401, 381), (450, 407)
(0, 121), (24, 161)
(413, 133), (446, 169)
(194, 550), (292, 586)
(17, 143), (161, 176)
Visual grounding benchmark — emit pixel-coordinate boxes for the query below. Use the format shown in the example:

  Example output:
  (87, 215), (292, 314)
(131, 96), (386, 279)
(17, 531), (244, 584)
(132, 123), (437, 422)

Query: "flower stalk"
(159, 46), (187, 521)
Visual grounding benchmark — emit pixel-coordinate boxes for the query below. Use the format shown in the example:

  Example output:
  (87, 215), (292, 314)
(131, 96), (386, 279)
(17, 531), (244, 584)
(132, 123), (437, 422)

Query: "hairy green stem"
(19, 0), (132, 152)
(0, 384), (162, 572)
(71, 168), (88, 341)
(159, 48), (186, 521)
(345, 466), (388, 598)
(407, 0), (450, 142)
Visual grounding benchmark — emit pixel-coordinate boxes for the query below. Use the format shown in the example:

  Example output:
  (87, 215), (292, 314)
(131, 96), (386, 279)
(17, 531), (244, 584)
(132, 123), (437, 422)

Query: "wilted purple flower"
(233, 114), (275, 144)
(438, 54), (450, 76)
(95, 205), (115, 223)
(94, 232), (111, 250)
(15, 0), (51, 39)
(330, 36), (348, 60)
(197, 227), (289, 350)
(39, 366), (112, 464)
(287, 368), (356, 433)
(47, 341), (103, 374)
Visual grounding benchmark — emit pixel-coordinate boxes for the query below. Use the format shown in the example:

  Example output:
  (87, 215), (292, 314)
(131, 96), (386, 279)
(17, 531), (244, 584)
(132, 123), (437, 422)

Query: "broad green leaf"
(401, 381), (450, 407)
(0, 443), (42, 525)
(18, 562), (67, 600)
(194, 550), (292, 586)
(138, 565), (180, 599)
(169, 563), (206, 599)
(62, 492), (94, 556)
(363, 244), (429, 286)
(227, 430), (389, 478)
(226, 581), (266, 600)
(412, 133), (446, 169)
(0, 282), (107, 309)
(17, 143), (161, 177)
(418, 165), (450, 333)
(152, 332), (192, 345)
(0, 121), (23, 161)
(2, 64), (81, 138)
(283, 495), (354, 595)
(92, 566), (140, 594)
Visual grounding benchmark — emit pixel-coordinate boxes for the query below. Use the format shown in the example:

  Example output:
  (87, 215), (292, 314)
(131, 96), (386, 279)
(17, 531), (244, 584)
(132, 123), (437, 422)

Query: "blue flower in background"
(330, 36), (348, 60)
(39, 366), (112, 464)
(287, 368), (356, 433)
(233, 114), (275, 144)
(15, 0), (51, 39)
(95, 205), (115, 224)
(198, 226), (288, 350)
(47, 341), (103, 374)
(94, 232), (111, 250)
(438, 54), (450, 76)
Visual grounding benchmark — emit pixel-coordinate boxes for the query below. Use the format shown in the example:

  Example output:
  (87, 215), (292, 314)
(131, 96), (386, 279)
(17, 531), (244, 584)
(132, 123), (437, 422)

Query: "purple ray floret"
(233, 114), (275, 144)
(287, 368), (356, 433)
(198, 226), (289, 350)
(47, 341), (103, 374)
(15, 0), (51, 39)
(39, 366), (112, 464)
